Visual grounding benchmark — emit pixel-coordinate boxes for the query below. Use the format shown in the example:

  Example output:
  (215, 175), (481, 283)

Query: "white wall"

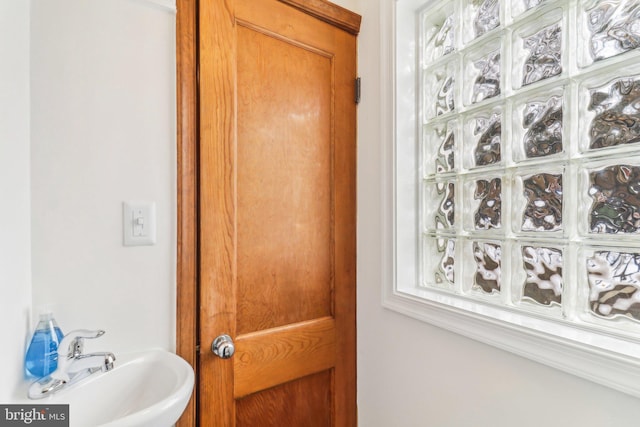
(30, 0), (176, 356)
(355, 0), (640, 426)
(0, 0), (33, 402)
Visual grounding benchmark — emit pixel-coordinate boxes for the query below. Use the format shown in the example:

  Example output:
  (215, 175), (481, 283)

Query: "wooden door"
(198, 1), (360, 426)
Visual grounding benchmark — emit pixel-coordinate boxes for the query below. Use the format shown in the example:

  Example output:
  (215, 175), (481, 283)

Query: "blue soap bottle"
(25, 312), (64, 378)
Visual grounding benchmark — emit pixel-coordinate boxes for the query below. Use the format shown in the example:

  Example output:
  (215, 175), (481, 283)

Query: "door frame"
(175, 2), (361, 426)
(176, 0), (198, 425)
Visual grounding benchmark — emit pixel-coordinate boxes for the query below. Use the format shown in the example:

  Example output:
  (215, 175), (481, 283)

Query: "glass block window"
(420, 0), (640, 334)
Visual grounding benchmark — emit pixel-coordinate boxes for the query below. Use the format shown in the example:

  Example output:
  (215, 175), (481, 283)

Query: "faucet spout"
(64, 352), (116, 377)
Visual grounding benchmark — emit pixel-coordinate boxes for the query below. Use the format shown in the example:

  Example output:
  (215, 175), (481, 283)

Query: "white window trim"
(380, 0), (640, 398)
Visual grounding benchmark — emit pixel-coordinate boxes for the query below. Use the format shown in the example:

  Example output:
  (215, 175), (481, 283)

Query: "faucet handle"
(59, 329), (106, 358)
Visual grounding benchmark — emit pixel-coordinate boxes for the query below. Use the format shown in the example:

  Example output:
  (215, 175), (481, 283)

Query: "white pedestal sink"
(32, 349), (194, 427)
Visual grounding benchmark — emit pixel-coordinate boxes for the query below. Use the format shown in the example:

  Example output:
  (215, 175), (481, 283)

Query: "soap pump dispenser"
(25, 312), (64, 378)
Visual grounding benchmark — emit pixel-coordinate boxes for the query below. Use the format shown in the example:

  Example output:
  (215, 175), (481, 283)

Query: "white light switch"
(123, 201), (156, 246)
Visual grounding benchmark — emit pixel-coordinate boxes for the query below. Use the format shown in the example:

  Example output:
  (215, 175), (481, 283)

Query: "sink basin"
(35, 349), (194, 427)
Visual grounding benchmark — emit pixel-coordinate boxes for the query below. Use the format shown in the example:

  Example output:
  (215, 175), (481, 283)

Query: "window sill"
(383, 285), (640, 398)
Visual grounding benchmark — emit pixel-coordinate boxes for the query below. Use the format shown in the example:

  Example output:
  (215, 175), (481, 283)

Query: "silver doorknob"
(212, 334), (235, 359)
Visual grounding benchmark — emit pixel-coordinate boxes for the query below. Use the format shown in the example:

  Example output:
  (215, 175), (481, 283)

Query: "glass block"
(584, 248), (640, 323)
(475, 178), (502, 230)
(463, 173), (502, 232)
(424, 180), (456, 232)
(463, 37), (502, 105)
(577, 67), (640, 154)
(512, 243), (564, 308)
(423, 235), (457, 289)
(471, 240), (502, 294)
(584, 163), (640, 235)
(589, 77), (640, 150)
(511, 9), (564, 90)
(462, 0), (501, 44)
(511, 0), (548, 18)
(462, 105), (502, 169)
(423, 59), (457, 120)
(421, 1), (456, 65)
(511, 85), (565, 162)
(512, 166), (565, 235)
(423, 120), (457, 176)
(578, 0), (640, 67)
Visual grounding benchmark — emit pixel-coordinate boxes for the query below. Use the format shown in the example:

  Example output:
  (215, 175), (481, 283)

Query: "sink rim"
(97, 348), (195, 427)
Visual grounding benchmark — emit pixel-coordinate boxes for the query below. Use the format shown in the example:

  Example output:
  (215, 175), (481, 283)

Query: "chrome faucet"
(28, 329), (116, 400)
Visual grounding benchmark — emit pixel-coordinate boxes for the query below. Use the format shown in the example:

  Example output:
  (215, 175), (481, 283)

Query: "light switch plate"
(123, 201), (156, 246)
